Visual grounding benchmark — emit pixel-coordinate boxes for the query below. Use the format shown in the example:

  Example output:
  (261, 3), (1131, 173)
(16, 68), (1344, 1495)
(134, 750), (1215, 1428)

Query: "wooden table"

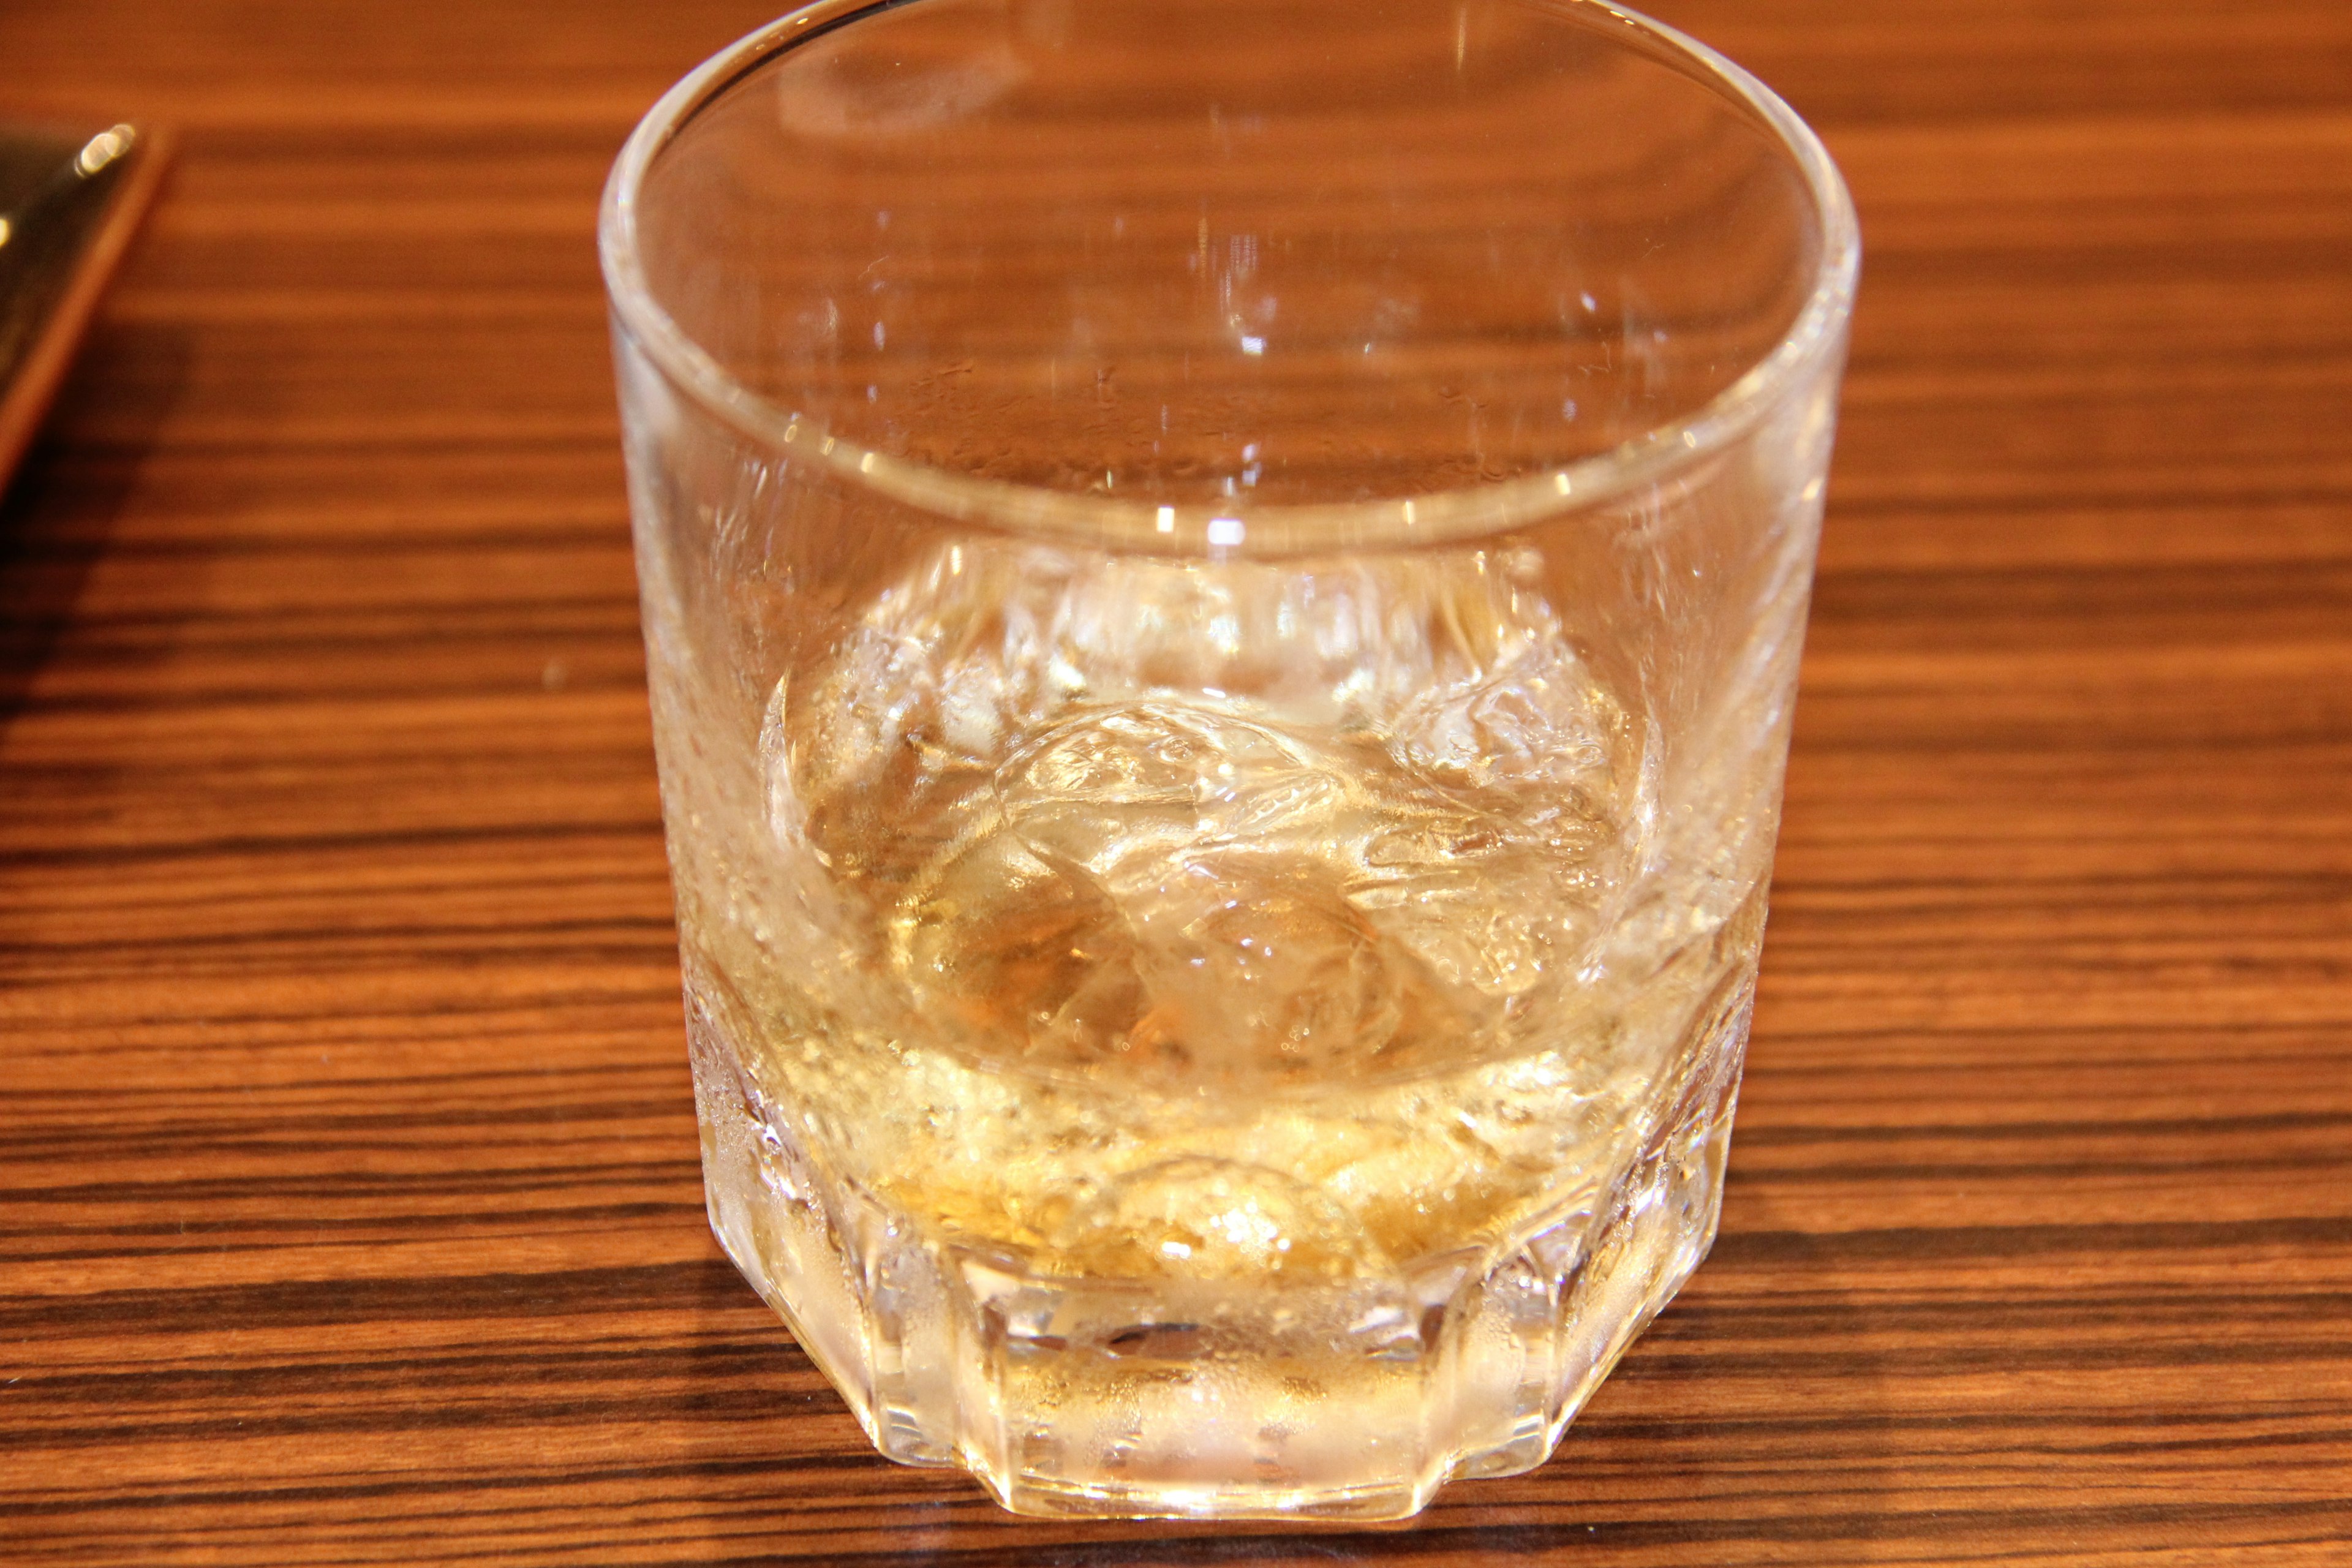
(5, 2), (2348, 1561)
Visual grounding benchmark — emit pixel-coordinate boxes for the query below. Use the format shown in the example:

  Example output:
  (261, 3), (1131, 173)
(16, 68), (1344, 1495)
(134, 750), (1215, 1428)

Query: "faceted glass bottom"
(685, 987), (1750, 1521)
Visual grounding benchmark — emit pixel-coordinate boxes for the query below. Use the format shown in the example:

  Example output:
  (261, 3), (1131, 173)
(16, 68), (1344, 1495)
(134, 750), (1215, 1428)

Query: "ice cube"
(999, 701), (1348, 872)
(895, 828), (1152, 1072)
(1115, 849), (1419, 1079)
(1392, 652), (1627, 801)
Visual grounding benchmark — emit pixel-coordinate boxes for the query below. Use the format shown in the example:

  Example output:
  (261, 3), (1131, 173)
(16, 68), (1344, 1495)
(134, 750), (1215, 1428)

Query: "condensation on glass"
(602, 0), (1856, 1521)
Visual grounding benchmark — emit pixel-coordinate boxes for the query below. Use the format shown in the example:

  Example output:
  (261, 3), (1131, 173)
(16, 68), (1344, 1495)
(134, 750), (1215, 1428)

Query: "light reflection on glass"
(75, 125), (135, 177)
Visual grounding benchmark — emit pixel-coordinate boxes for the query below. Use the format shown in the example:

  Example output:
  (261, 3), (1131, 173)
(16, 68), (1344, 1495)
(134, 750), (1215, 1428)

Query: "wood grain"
(3, 1), (2348, 1562)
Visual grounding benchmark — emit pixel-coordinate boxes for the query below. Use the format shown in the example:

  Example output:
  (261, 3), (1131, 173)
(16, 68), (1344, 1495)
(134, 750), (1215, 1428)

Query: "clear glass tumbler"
(603, 0), (1855, 1521)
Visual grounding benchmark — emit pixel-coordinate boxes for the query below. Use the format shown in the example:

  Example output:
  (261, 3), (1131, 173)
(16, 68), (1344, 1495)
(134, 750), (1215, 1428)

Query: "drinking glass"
(602, 0), (1855, 1521)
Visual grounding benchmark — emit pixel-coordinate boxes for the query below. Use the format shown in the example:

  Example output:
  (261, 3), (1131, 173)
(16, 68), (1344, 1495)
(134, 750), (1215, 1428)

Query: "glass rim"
(598, 0), (1860, 553)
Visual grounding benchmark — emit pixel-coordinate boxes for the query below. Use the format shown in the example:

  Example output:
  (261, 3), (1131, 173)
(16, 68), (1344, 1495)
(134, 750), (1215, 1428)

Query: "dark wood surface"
(4, 1), (2349, 1561)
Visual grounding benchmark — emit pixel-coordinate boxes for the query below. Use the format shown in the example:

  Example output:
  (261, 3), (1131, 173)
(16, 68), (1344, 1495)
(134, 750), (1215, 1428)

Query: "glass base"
(685, 990), (1749, 1521)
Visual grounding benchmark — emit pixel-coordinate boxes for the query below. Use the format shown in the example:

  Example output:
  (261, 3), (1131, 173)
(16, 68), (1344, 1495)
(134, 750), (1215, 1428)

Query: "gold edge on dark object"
(0, 123), (173, 494)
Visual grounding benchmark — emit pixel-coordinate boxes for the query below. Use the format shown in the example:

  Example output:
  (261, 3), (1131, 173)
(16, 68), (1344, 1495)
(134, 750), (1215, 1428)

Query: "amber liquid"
(677, 541), (1754, 1515)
